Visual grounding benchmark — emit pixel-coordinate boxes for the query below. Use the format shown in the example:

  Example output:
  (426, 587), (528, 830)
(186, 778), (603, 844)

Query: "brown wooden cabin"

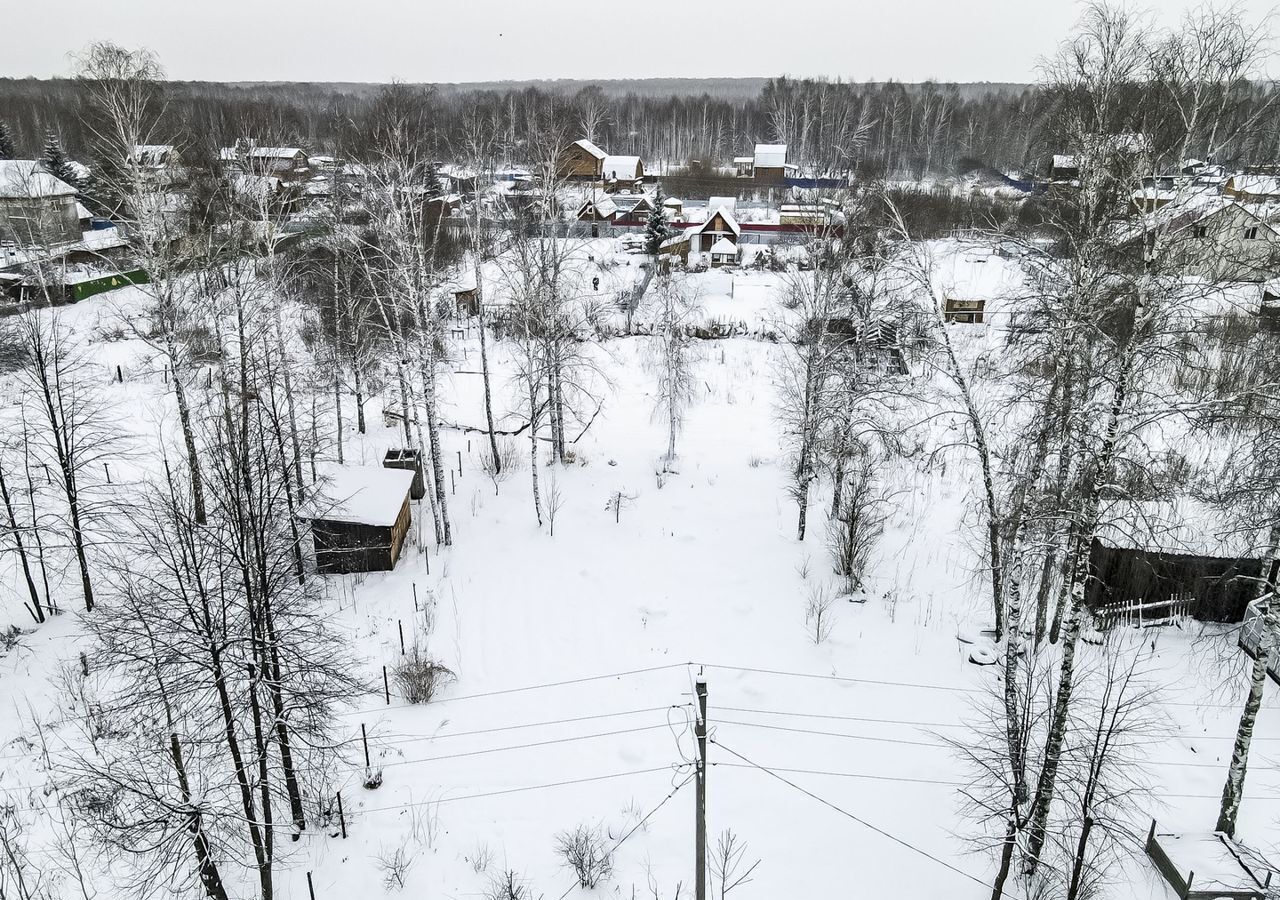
(559, 139), (607, 179)
(1087, 537), (1265, 624)
(308, 466), (415, 575)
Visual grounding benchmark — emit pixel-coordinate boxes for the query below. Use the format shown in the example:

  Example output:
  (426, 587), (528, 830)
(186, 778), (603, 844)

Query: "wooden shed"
(1146, 826), (1272, 900)
(1088, 537), (1266, 625)
(307, 466), (415, 575)
(752, 143), (788, 183)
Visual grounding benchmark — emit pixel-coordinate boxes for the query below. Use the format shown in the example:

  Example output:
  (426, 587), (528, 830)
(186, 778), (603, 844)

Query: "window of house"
(1245, 225), (1260, 240)
(1193, 224), (1209, 238)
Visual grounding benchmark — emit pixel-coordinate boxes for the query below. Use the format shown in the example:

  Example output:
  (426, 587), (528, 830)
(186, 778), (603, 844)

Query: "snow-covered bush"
(392, 645), (456, 704)
(555, 822), (614, 888)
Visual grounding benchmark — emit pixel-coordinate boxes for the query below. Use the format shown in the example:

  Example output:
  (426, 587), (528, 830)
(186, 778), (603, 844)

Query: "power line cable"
(710, 737), (997, 891)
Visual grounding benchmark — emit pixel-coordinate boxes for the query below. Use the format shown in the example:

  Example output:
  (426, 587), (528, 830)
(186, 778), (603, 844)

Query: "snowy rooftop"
(572, 139), (606, 160)
(309, 465), (414, 527)
(692, 205), (741, 237)
(753, 143), (787, 168)
(708, 237), (737, 255)
(0, 160), (77, 199)
(1152, 832), (1269, 896)
(1228, 174), (1280, 196)
(602, 155), (642, 180)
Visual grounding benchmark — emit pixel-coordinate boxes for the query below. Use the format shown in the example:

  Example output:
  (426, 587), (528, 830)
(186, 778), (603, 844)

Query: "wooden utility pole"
(695, 675), (707, 900)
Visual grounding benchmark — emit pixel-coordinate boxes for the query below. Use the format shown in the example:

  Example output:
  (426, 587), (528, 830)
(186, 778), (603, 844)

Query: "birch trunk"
(474, 267), (502, 474)
(1216, 525), (1280, 836)
(1024, 321), (1140, 871)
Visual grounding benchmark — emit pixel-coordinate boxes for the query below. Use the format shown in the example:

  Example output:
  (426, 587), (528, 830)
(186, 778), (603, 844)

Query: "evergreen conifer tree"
(644, 186), (672, 256)
(0, 121), (15, 160)
(43, 130), (81, 188)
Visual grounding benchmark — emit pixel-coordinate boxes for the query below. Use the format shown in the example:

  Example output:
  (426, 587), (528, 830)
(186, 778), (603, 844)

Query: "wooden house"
(559, 139), (607, 179)
(733, 156), (754, 177)
(221, 145), (311, 183)
(1146, 826), (1272, 900)
(611, 194), (654, 225)
(1261, 279), (1280, 330)
(576, 196), (618, 222)
(306, 466), (415, 575)
(1120, 196), (1280, 283)
(602, 155), (644, 190)
(0, 161), (82, 247)
(1225, 174), (1280, 203)
(688, 205), (741, 255)
(752, 144), (788, 183)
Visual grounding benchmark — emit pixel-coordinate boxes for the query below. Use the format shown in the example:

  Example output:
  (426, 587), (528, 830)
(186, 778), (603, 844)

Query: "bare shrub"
(377, 842), (417, 891)
(804, 582), (837, 645)
(480, 437), (523, 496)
(393, 644), (456, 704)
(555, 822), (614, 889)
(827, 458), (888, 594)
(485, 869), (533, 900)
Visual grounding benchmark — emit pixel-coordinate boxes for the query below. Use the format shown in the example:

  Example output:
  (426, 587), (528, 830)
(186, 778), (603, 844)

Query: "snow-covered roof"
(610, 193), (652, 214)
(602, 155), (642, 181)
(248, 146), (305, 160)
(309, 465), (414, 527)
(708, 237), (737, 255)
(579, 196), (618, 219)
(74, 202), (92, 220)
(1227, 174), (1280, 197)
(231, 174), (282, 200)
(662, 196), (682, 207)
(1151, 832), (1270, 896)
(1051, 154), (1078, 170)
(132, 144), (176, 167)
(707, 196), (737, 214)
(753, 144), (787, 168)
(572, 139), (607, 160)
(733, 156), (754, 164)
(0, 161), (77, 199)
(692, 205), (741, 237)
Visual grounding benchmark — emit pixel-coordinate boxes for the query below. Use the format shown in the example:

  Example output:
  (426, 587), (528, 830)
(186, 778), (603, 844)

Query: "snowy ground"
(2, 239), (1279, 899)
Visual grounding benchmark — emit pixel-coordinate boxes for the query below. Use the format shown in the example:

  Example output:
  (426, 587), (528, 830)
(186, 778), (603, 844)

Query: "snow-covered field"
(2, 239), (1278, 900)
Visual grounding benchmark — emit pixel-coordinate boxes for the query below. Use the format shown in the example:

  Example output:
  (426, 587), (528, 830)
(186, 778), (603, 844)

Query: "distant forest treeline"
(1, 74), (1277, 178)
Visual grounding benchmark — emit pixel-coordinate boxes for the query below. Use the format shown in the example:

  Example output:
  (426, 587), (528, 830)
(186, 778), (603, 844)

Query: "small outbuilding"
(602, 155), (644, 190)
(707, 237), (738, 267)
(752, 144), (788, 183)
(1145, 825), (1273, 900)
(307, 465), (415, 575)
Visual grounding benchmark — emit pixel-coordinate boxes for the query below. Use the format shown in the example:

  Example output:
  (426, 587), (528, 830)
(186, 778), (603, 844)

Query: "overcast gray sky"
(2, 0), (1276, 84)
